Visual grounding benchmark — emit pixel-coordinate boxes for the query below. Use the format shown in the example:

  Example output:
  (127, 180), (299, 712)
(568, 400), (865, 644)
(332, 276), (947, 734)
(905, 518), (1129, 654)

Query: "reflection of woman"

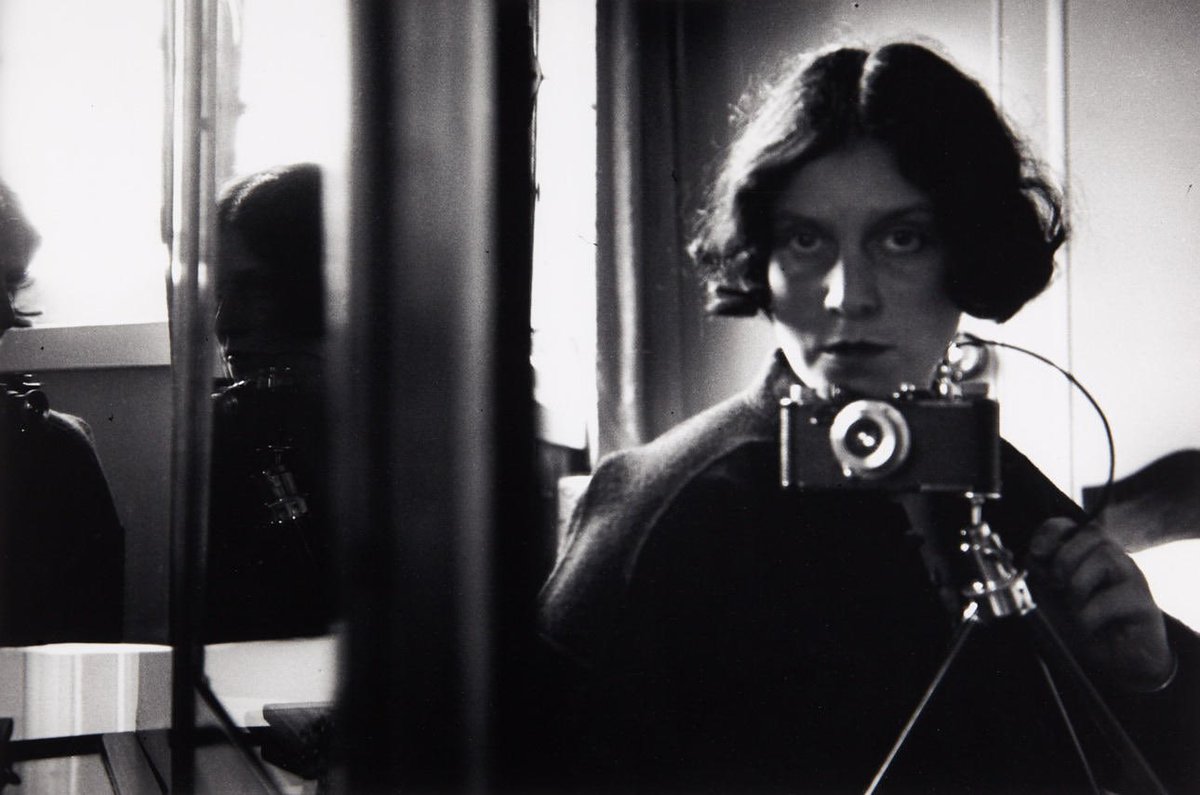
(0, 181), (124, 644)
(538, 43), (1199, 792)
(205, 164), (334, 642)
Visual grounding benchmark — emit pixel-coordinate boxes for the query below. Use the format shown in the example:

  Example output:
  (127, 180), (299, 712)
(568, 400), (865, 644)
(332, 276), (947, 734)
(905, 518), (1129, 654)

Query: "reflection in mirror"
(189, 0), (349, 786)
(206, 163), (334, 642)
(530, 2), (1200, 793)
(0, 5), (169, 652)
(0, 2), (171, 779)
(0, 0), (167, 651)
(0, 0), (347, 784)
(0, 182), (125, 646)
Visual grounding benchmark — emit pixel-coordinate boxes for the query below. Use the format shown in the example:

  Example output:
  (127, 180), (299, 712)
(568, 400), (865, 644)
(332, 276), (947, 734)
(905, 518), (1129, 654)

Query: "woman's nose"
(823, 255), (880, 318)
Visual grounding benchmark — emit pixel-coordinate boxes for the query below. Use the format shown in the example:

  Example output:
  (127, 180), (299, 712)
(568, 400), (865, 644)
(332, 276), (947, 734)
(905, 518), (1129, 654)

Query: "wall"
(1064, 0), (1200, 624)
(1066, 0), (1200, 488)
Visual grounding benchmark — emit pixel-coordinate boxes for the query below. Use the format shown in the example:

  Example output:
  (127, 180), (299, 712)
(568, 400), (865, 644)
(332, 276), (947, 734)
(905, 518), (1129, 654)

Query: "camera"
(779, 383), (1000, 494)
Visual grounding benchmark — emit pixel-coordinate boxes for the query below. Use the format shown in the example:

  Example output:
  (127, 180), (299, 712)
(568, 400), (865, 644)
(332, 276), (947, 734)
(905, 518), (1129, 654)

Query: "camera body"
(779, 384), (1000, 494)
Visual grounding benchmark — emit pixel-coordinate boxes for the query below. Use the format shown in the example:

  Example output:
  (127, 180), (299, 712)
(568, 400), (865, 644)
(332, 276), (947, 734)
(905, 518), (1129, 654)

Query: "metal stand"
(863, 493), (1168, 795)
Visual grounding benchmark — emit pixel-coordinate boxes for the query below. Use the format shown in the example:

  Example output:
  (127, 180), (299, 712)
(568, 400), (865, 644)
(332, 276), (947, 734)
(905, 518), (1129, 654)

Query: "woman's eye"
(785, 229), (824, 255)
(880, 227), (924, 254)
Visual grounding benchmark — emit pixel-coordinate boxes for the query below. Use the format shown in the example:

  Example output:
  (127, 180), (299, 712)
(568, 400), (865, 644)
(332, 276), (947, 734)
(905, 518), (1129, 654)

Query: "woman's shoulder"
(615, 391), (772, 485)
(11, 407), (120, 519)
(594, 352), (790, 500)
(1, 393), (100, 459)
(44, 408), (98, 445)
(993, 439), (1084, 554)
(538, 378), (779, 665)
(31, 409), (108, 471)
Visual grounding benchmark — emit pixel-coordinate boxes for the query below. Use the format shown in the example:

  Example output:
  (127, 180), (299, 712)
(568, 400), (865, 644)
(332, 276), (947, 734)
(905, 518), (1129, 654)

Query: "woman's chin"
(782, 345), (929, 397)
(809, 364), (907, 398)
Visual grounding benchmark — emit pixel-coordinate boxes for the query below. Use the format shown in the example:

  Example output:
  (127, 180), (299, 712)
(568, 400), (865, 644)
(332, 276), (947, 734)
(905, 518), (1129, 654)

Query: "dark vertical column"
(167, 0), (217, 791)
(336, 0), (536, 790)
(337, 3), (407, 790)
(490, 0), (539, 790)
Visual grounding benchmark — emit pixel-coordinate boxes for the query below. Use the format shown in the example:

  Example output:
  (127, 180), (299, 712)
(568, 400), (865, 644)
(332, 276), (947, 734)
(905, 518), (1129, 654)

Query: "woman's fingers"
(1057, 534), (1144, 605)
(1027, 516), (1077, 563)
(1077, 578), (1160, 634)
(1028, 516), (1172, 689)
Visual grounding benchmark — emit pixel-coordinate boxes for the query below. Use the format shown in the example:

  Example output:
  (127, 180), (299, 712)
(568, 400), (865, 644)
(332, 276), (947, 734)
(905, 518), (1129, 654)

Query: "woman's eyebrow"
(771, 201), (935, 223)
(769, 209), (827, 229)
(871, 202), (937, 224)
(772, 210), (820, 225)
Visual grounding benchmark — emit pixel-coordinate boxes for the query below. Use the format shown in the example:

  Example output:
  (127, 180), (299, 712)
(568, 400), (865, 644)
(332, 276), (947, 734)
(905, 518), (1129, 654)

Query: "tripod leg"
(1034, 655), (1102, 794)
(863, 616), (977, 795)
(1027, 608), (1168, 795)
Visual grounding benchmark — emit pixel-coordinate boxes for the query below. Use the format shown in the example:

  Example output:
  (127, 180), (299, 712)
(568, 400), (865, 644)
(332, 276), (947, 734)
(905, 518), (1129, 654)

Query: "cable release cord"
(957, 336), (1116, 526)
(921, 339), (1165, 795)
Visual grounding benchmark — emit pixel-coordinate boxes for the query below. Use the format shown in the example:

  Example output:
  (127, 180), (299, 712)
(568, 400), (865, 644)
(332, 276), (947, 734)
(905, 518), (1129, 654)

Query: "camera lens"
(829, 400), (911, 479)
(844, 418), (884, 457)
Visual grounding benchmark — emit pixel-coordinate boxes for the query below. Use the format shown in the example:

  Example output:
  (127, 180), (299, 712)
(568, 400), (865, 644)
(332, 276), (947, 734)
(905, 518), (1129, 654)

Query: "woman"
(537, 43), (1198, 792)
(205, 163), (334, 641)
(0, 180), (124, 644)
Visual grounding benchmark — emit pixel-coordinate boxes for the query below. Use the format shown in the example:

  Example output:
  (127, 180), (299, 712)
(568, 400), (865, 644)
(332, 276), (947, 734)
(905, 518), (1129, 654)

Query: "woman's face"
(215, 231), (321, 381)
(767, 140), (961, 397)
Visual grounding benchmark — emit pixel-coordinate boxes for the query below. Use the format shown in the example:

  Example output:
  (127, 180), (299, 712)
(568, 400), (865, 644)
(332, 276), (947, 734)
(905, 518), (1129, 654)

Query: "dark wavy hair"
(688, 42), (1066, 322)
(217, 163), (325, 338)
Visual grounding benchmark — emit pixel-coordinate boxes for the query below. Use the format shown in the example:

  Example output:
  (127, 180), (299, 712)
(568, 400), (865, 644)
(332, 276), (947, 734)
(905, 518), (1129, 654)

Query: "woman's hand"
(1027, 517), (1174, 692)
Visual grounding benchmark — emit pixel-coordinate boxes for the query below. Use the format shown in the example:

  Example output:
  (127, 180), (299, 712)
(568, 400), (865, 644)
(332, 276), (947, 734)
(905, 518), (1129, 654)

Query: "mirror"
(0, 1), (346, 785)
(0, 2), (169, 649)
(0, 2), (170, 753)
(530, 2), (1200, 792)
(175, 0), (349, 786)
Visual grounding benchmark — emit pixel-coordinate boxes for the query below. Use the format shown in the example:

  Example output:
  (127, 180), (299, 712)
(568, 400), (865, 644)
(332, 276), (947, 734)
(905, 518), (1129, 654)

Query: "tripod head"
(957, 492), (1036, 621)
